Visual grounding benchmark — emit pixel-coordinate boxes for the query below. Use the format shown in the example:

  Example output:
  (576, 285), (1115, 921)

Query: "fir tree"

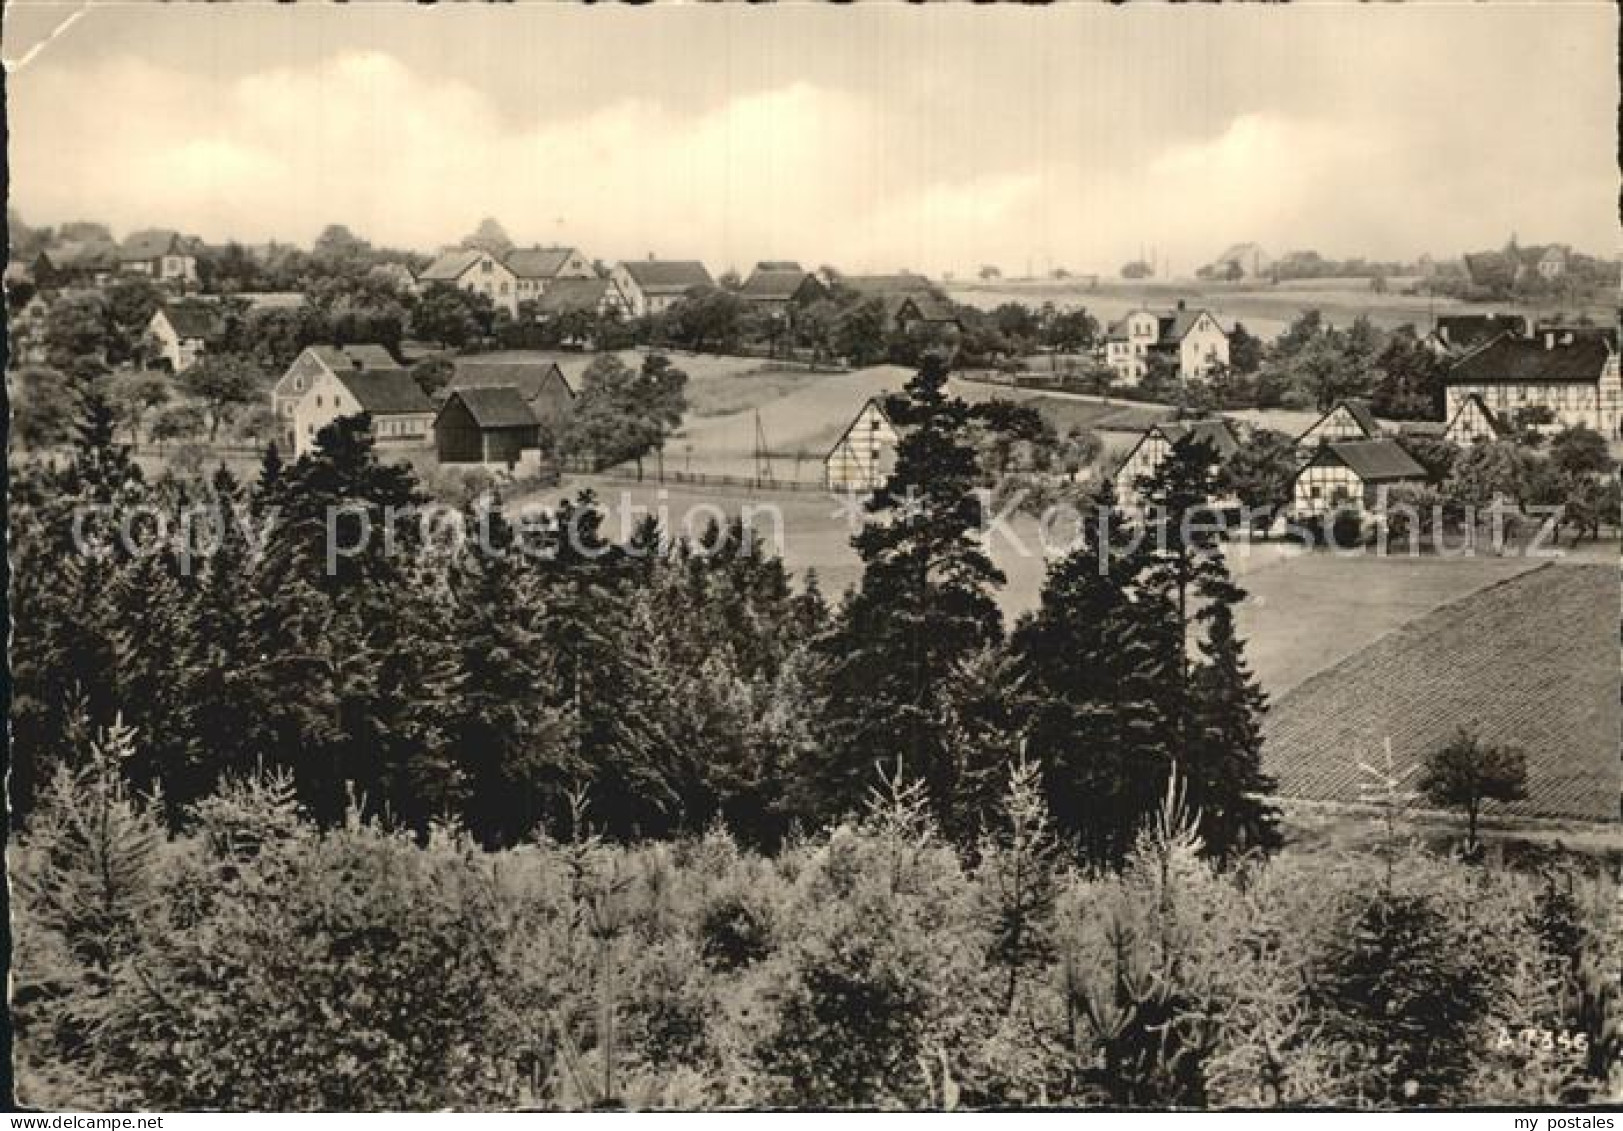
(813, 354), (1006, 831)
(1186, 600), (1282, 862)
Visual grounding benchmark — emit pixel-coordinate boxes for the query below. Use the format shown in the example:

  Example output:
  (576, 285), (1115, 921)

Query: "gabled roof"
(619, 260), (714, 294)
(826, 395), (905, 461)
(417, 248), (489, 282)
(447, 359), (573, 403)
(333, 369), (435, 416)
(442, 385), (539, 430)
(1155, 417), (1241, 459)
(841, 273), (937, 297)
(1444, 393), (1509, 439)
(1447, 335), (1614, 385)
(889, 292), (959, 324)
(1431, 313), (1527, 353)
(1318, 438), (1426, 482)
(159, 300), (225, 341)
(119, 229), (184, 261)
(740, 266), (816, 302)
(308, 343), (404, 375)
(504, 246), (583, 279)
(1106, 306), (1223, 346)
(45, 241), (119, 271)
(1296, 399), (1379, 444)
(533, 277), (613, 315)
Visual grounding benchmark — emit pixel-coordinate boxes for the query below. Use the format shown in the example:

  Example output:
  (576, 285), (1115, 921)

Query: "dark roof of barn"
(445, 386), (539, 430)
(1321, 438), (1426, 482)
(1434, 313), (1527, 350)
(1447, 335), (1613, 385)
(620, 260), (714, 293)
(447, 360), (573, 403)
(161, 301), (224, 341)
(533, 278), (612, 315)
(309, 343), (404, 374)
(504, 247), (581, 279)
(334, 369), (435, 416)
(740, 266), (815, 301)
(842, 273), (937, 297)
(119, 229), (183, 261)
(1155, 417), (1241, 458)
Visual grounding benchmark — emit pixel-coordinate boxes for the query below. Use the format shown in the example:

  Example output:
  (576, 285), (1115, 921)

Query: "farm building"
(739, 263), (828, 315)
(1288, 438), (1427, 520)
(415, 248), (521, 316)
(1443, 329), (1623, 438)
(1112, 418), (1240, 502)
(1294, 399), (1379, 452)
(1103, 302), (1229, 384)
(434, 387), (543, 467)
(503, 246), (598, 307)
(611, 259), (715, 317)
(532, 277), (631, 320)
(271, 344), (420, 455)
(1442, 392), (1508, 447)
(118, 229), (198, 287)
(841, 273), (960, 333)
(825, 396), (902, 492)
(148, 300), (224, 372)
(1421, 313), (1527, 359)
(445, 360), (575, 433)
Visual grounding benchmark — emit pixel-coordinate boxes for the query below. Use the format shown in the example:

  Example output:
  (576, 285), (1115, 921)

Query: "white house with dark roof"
(825, 396), (902, 492)
(503, 246), (598, 308)
(272, 344), (421, 455)
(415, 248), (520, 315)
(1112, 418), (1241, 503)
(1444, 329), (1623, 438)
(1289, 438), (1427, 520)
(118, 229), (197, 286)
(148, 300), (225, 372)
(611, 259), (715, 317)
(1103, 302), (1229, 384)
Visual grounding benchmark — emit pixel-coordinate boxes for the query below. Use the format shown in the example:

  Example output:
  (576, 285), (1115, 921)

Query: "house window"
(481, 261), (492, 274)
(293, 376), (305, 391)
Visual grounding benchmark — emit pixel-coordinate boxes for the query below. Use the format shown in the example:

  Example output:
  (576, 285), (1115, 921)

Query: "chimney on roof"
(1176, 299), (1186, 312)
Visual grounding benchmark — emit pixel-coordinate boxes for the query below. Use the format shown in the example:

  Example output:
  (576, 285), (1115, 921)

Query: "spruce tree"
(1187, 600), (1281, 862)
(813, 353), (1006, 831)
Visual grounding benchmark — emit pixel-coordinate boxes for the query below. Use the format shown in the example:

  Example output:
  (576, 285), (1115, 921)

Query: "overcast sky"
(6, 2), (1619, 275)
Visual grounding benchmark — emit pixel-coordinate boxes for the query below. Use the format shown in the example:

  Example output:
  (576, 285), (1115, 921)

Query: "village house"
(148, 300), (225, 372)
(1103, 302), (1229, 384)
(1443, 328), (1623, 439)
(118, 230), (198, 287)
(35, 242), (118, 289)
(1294, 399), (1380, 453)
(444, 359), (575, 435)
(611, 259), (716, 317)
(1442, 392), (1509, 447)
(434, 386), (544, 468)
(271, 344), (425, 455)
(532, 276), (631, 321)
(504, 246), (598, 308)
(1112, 417), (1241, 503)
(840, 273), (960, 333)
(825, 395), (902, 492)
(739, 262), (828, 317)
(1421, 313), (1528, 359)
(415, 248), (521, 315)
(1288, 438), (1427, 521)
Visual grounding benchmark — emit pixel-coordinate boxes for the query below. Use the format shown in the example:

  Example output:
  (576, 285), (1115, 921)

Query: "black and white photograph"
(2, 1), (1621, 1115)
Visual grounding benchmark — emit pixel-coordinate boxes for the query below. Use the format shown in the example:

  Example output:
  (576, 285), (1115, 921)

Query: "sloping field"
(1236, 553), (1542, 697)
(1262, 563), (1621, 822)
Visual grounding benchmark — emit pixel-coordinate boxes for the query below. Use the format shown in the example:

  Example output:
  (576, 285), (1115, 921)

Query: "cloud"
(8, 43), (1618, 276)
